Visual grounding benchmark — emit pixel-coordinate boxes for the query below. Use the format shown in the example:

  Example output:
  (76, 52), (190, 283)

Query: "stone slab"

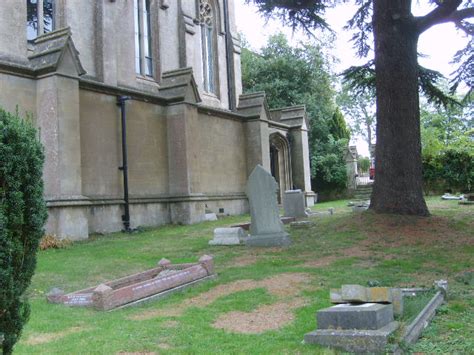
(205, 213), (218, 221)
(304, 321), (399, 354)
(290, 221), (314, 229)
(341, 284), (368, 302)
(209, 227), (247, 246)
(332, 286), (404, 316)
(317, 303), (394, 330)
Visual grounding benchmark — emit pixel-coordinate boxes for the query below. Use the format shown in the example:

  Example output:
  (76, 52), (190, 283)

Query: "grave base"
(245, 232), (291, 247)
(304, 321), (399, 354)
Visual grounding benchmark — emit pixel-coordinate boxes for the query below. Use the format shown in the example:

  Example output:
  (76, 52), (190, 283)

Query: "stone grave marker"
(245, 165), (291, 247)
(283, 189), (307, 218)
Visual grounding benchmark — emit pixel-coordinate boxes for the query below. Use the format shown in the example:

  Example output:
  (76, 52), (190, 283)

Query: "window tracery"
(199, 0), (216, 94)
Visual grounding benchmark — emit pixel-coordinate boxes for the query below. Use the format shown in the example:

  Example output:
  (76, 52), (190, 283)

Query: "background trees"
(0, 108), (47, 354)
(247, 0), (473, 216)
(241, 33), (350, 195)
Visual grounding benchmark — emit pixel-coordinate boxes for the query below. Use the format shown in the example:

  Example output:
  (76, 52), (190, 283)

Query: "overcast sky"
(234, 1), (470, 156)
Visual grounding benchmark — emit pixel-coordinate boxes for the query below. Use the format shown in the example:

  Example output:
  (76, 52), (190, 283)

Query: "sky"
(233, 1), (471, 157)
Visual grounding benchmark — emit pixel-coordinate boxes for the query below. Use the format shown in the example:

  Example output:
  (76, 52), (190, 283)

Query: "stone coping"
(401, 291), (445, 345)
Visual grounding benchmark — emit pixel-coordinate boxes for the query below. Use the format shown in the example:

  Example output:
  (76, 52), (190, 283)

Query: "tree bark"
(371, 0), (430, 216)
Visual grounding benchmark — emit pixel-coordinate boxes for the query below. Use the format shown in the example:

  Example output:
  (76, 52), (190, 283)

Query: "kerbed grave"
(47, 255), (215, 311)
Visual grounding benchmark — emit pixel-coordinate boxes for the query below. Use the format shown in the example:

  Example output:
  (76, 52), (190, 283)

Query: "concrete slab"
(317, 303), (394, 330)
(304, 321), (399, 354)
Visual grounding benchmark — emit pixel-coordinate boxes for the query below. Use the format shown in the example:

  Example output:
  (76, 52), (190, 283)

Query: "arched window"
(27, 0), (55, 41)
(134, 0), (153, 77)
(199, 0), (216, 94)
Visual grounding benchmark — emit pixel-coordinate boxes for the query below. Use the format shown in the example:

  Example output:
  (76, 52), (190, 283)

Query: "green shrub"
(422, 149), (474, 194)
(0, 108), (47, 354)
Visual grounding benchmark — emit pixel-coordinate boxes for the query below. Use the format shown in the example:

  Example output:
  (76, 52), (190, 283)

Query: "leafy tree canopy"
(241, 33), (350, 192)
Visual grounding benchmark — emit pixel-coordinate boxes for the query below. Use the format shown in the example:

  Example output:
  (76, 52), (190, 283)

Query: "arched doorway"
(269, 133), (292, 203)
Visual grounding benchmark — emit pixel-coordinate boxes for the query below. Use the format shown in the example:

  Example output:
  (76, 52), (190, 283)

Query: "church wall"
(189, 112), (247, 194)
(79, 90), (169, 198)
(0, 73), (37, 120)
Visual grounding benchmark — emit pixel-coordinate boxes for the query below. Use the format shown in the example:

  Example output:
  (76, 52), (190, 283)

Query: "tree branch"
(416, 0), (473, 34)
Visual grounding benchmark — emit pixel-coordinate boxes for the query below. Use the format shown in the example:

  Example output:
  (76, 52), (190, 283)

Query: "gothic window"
(134, 0), (153, 77)
(27, 0), (55, 41)
(199, 0), (216, 94)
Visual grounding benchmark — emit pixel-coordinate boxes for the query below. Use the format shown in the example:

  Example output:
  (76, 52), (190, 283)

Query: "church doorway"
(269, 133), (292, 204)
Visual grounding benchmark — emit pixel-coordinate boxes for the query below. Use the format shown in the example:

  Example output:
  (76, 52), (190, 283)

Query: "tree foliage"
(0, 108), (47, 354)
(241, 33), (350, 192)
(247, 0), (473, 216)
(337, 85), (376, 156)
(329, 107), (351, 141)
(421, 99), (474, 192)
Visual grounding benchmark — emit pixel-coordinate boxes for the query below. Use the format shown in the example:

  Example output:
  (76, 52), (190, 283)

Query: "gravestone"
(283, 189), (308, 218)
(245, 165), (291, 247)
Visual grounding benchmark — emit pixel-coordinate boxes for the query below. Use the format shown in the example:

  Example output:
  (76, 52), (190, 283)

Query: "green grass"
(12, 198), (474, 354)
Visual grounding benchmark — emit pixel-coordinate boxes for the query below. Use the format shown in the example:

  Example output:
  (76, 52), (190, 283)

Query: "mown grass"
(13, 197), (474, 354)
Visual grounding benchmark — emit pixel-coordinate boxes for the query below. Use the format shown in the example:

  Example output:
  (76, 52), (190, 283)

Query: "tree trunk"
(371, 0), (430, 216)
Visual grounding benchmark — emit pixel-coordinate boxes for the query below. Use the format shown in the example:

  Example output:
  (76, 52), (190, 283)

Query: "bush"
(422, 149), (474, 194)
(0, 108), (47, 354)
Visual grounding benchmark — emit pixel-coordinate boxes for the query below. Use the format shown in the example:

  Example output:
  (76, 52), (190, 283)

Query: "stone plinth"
(305, 321), (399, 354)
(283, 189), (307, 218)
(317, 303), (394, 330)
(209, 227), (247, 245)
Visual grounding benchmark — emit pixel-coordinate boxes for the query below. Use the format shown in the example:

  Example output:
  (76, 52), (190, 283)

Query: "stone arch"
(269, 132), (292, 203)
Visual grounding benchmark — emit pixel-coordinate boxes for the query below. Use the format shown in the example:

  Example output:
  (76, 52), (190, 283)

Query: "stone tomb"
(209, 227), (247, 246)
(283, 189), (308, 218)
(47, 256), (215, 311)
(245, 165), (291, 247)
(305, 285), (401, 353)
(305, 303), (398, 353)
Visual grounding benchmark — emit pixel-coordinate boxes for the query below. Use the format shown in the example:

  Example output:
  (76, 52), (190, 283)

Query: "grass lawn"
(14, 197), (473, 354)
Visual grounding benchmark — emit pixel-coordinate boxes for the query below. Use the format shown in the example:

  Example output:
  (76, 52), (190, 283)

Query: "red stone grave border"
(47, 255), (215, 311)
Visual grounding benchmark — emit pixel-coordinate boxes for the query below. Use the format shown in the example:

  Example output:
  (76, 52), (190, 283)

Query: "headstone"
(245, 165), (291, 247)
(283, 189), (307, 218)
(209, 227), (247, 245)
(317, 303), (394, 330)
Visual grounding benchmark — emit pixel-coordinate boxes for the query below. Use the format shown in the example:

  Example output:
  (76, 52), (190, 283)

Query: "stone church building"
(0, 0), (314, 240)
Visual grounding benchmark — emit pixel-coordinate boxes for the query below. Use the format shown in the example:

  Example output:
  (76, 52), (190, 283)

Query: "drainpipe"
(223, 0), (236, 111)
(117, 96), (132, 233)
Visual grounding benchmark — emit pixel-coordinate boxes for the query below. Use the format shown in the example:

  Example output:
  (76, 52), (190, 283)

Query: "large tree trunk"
(371, 0), (430, 216)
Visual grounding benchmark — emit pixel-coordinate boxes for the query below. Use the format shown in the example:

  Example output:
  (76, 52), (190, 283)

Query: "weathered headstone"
(283, 189), (307, 218)
(245, 165), (291, 247)
(209, 227), (247, 245)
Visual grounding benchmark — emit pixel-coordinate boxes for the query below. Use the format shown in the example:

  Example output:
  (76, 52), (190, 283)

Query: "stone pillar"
(0, 0), (27, 60)
(166, 104), (205, 224)
(244, 120), (271, 177)
(95, 0), (118, 85)
(37, 74), (88, 239)
(290, 128), (315, 206)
